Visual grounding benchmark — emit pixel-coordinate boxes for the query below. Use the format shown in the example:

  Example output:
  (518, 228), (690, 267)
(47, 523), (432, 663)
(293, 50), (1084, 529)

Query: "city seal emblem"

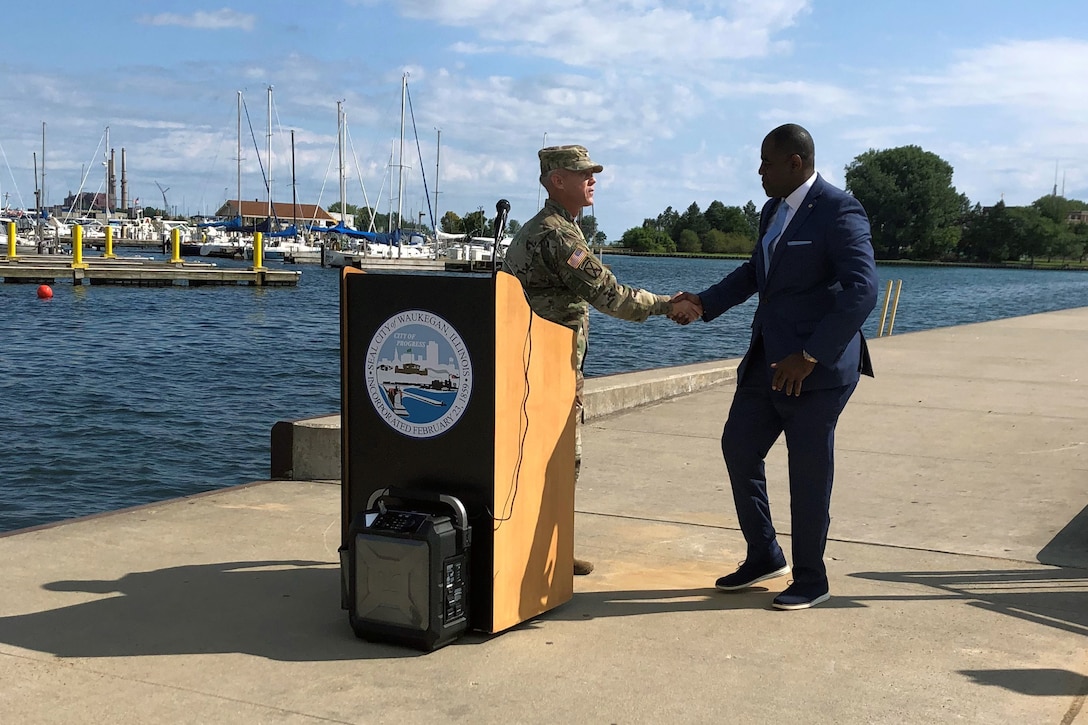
(364, 310), (473, 438)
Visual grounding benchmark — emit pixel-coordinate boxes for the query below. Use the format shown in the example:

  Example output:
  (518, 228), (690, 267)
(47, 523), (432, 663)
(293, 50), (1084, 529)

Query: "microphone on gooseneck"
(492, 199), (511, 276)
(494, 199), (511, 238)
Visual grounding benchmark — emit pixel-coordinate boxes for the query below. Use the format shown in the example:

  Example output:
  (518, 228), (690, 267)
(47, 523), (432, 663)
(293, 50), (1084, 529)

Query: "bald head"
(759, 123), (816, 198)
(765, 124), (815, 172)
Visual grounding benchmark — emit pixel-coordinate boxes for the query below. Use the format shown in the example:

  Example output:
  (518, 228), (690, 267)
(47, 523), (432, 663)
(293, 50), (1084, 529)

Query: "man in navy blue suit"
(675, 124), (877, 610)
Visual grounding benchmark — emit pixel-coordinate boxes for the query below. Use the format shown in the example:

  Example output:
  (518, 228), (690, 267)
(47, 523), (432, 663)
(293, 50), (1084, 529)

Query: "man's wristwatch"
(802, 350), (818, 363)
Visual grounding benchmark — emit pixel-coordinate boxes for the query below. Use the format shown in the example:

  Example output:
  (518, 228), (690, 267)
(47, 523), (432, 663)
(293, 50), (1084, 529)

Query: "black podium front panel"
(342, 271), (497, 628)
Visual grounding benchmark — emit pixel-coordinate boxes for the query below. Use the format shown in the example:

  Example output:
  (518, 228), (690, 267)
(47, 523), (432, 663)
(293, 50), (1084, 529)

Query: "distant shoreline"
(598, 249), (1088, 272)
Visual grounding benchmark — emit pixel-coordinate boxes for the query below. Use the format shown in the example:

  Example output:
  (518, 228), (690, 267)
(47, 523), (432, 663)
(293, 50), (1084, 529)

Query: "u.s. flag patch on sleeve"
(566, 247), (587, 269)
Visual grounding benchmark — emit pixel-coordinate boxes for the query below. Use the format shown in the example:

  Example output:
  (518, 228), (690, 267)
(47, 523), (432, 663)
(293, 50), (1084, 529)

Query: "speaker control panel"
(443, 555), (467, 622)
(369, 510), (427, 534)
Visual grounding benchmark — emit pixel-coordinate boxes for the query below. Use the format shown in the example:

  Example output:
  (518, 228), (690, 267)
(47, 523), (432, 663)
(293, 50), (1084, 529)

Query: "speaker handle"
(366, 487), (470, 533)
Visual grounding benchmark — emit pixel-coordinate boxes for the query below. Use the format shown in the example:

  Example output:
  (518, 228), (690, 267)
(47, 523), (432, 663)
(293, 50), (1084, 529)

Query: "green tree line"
(618, 145), (1088, 264)
(439, 209), (605, 247)
(620, 200), (760, 254)
(328, 202), (611, 247)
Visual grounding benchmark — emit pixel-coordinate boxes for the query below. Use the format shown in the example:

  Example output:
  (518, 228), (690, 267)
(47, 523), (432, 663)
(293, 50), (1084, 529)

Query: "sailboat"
(242, 86), (312, 262)
(320, 100), (404, 268)
(200, 91), (249, 259)
(274, 130), (323, 263)
(320, 72), (471, 267)
(197, 88), (301, 260)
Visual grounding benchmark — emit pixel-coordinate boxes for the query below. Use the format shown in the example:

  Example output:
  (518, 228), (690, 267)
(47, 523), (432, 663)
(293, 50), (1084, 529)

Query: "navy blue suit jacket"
(697, 174), (878, 390)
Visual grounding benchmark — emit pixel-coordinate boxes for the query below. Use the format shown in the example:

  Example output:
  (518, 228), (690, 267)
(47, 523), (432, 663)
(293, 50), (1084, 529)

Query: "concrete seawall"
(270, 357), (740, 481)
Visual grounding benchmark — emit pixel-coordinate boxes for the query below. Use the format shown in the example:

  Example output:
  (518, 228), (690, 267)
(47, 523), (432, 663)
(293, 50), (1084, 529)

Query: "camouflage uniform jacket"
(502, 199), (671, 365)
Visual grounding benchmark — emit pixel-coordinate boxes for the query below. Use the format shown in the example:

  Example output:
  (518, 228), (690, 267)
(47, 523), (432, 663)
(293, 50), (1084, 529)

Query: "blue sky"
(1, 1), (1086, 239)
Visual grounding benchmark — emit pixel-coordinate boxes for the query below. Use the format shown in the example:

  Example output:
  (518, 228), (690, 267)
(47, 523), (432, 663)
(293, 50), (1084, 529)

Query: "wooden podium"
(340, 268), (577, 633)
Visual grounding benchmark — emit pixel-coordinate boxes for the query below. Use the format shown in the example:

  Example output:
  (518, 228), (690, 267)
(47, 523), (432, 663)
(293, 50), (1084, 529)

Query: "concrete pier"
(1, 308), (1085, 724)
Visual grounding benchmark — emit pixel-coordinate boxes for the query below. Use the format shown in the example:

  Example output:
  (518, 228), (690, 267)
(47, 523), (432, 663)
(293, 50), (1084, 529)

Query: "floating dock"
(0, 254), (300, 287)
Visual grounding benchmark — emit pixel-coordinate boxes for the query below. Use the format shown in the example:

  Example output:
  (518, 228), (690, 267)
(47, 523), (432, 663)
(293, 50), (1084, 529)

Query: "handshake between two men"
(667, 291), (703, 325)
(662, 290), (818, 397)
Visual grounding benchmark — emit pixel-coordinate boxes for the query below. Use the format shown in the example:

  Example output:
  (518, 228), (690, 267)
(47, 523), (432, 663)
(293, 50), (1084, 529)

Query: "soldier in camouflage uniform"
(502, 144), (702, 575)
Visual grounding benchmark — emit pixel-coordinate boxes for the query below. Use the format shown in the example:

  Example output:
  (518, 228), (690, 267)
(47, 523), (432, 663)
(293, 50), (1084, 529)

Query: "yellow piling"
(71, 225), (88, 269)
(877, 280), (893, 337)
(252, 232), (265, 270)
(169, 228), (182, 264)
(6, 221), (16, 260)
(886, 279), (903, 336)
(103, 226), (116, 259)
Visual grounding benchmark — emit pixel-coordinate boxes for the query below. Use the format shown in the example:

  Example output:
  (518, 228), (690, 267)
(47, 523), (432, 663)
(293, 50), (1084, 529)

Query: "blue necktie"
(762, 200), (789, 274)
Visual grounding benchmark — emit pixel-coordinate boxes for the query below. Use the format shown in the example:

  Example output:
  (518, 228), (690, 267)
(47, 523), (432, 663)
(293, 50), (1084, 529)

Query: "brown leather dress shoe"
(574, 558), (595, 576)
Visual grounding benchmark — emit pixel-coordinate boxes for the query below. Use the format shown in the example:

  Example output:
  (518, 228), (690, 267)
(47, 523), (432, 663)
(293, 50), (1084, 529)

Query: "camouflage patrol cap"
(539, 145), (604, 176)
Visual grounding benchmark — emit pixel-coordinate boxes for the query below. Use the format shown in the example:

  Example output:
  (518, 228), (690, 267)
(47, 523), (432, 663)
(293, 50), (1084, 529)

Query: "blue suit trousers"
(721, 345), (857, 588)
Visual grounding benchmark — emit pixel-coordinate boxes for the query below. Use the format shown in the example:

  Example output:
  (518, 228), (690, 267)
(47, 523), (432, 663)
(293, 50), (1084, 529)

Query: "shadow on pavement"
(0, 560), (431, 661)
(848, 568), (1088, 637)
(531, 584), (871, 620)
(1038, 503), (1088, 569)
(9, 561), (1082, 663)
(960, 668), (1088, 697)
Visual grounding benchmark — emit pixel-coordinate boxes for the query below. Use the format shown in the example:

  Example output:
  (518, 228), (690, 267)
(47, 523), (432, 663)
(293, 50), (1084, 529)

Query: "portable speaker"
(346, 488), (471, 651)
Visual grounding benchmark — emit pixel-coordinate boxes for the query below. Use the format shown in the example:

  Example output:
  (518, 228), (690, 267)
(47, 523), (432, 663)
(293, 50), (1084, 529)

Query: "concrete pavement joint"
(574, 509), (1088, 570)
(1060, 687), (1087, 725)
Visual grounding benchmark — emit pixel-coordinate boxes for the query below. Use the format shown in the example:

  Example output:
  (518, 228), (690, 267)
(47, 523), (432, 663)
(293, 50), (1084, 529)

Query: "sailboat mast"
(104, 126), (111, 217)
(396, 72), (406, 234)
(338, 101), (346, 226)
(267, 85), (273, 223)
(33, 152), (41, 248)
(434, 127), (441, 232)
(236, 91), (242, 220)
(387, 140), (395, 234)
(40, 122), (46, 249)
(41, 122), (46, 214)
(291, 129), (298, 239)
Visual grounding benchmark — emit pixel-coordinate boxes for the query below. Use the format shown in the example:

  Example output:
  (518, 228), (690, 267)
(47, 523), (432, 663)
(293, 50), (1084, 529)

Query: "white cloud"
(398, 0), (811, 68)
(137, 9), (255, 31)
(854, 38), (1088, 205)
(704, 78), (868, 123)
(906, 39), (1088, 122)
(839, 125), (935, 151)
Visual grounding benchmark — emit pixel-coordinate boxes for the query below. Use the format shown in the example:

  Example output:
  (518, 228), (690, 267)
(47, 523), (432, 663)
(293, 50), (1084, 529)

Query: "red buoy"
(36, 285), (53, 299)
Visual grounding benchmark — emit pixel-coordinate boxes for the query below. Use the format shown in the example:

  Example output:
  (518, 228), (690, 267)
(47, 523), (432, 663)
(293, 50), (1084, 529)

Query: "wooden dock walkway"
(0, 254), (300, 287)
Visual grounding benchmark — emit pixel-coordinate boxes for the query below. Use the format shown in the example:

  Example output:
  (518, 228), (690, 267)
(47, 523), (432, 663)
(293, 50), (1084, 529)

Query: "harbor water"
(1, 254), (1086, 533)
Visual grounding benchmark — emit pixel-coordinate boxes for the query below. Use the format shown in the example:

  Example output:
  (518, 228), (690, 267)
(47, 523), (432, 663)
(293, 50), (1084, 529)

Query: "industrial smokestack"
(108, 149), (117, 213)
(121, 148), (128, 211)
